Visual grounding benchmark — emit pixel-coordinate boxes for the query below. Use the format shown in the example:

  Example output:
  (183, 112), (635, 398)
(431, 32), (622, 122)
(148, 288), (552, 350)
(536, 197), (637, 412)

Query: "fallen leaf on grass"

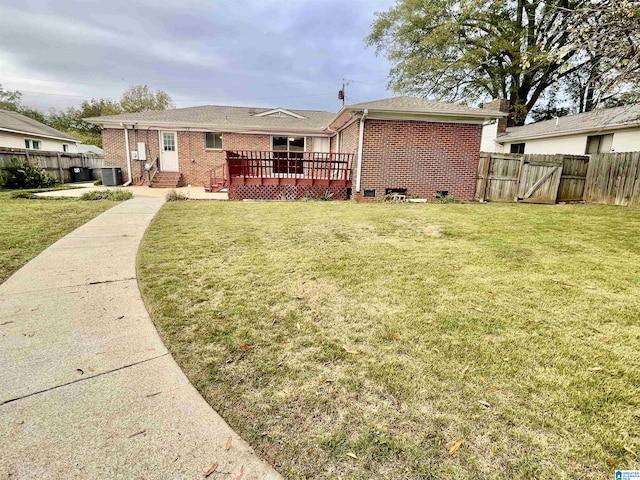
(606, 457), (615, 466)
(448, 439), (463, 456)
(392, 332), (401, 341)
(204, 462), (218, 477)
(594, 354), (603, 360)
(488, 292), (495, 297)
(239, 342), (253, 351)
(485, 336), (493, 342)
(14, 420), (24, 425)
(226, 436), (232, 450)
(341, 346), (359, 355)
(318, 377), (334, 385)
(488, 386), (499, 392)
(461, 365), (470, 376)
(346, 452), (358, 460)
(236, 465), (244, 480)
(0, 321), (14, 326)
(128, 429), (146, 438)
(479, 377), (487, 384)
(478, 400), (491, 408)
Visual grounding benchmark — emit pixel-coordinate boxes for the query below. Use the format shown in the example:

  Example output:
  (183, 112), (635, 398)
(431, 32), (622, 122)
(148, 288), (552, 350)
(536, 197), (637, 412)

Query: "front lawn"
(138, 202), (640, 479)
(0, 188), (119, 283)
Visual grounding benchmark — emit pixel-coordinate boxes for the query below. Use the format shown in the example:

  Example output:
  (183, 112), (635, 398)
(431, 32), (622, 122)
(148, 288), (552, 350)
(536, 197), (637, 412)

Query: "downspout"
(355, 109), (368, 193)
(121, 122), (133, 186)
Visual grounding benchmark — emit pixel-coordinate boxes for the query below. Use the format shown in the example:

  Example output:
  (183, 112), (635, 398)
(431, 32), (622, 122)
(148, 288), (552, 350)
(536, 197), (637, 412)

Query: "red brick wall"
(102, 129), (320, 186)
(355, 120), (482, 201)
(102, 128), (160, 184)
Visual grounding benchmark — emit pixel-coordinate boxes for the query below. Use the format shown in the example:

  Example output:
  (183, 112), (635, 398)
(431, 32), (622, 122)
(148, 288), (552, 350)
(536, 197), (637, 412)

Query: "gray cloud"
(0, 0), (393, 112)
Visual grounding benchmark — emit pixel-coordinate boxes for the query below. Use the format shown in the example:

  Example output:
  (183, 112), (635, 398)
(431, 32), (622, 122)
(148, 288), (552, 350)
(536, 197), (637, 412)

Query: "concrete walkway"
(0, 198), (281, 479)
(36, 182), (229, 200)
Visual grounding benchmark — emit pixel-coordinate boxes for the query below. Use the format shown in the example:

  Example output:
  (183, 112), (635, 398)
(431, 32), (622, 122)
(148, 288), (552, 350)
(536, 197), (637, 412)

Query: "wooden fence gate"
(476, 153), (589, 204)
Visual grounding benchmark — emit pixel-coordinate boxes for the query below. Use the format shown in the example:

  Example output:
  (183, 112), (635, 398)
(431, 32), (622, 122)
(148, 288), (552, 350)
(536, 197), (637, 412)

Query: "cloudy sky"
(0, 0), (395, 114)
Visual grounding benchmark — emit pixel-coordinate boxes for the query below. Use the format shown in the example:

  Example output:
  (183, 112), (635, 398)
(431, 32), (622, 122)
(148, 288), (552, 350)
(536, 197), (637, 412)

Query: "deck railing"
(224, 150), (354, 187)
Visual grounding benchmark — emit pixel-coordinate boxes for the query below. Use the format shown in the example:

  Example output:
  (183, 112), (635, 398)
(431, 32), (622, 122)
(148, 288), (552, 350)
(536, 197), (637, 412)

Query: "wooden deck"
(208, 151), (354, 191)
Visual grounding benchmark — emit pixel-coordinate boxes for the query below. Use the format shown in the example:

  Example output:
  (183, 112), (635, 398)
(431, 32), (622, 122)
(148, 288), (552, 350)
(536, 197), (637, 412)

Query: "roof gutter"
(355, 109), (368, 193)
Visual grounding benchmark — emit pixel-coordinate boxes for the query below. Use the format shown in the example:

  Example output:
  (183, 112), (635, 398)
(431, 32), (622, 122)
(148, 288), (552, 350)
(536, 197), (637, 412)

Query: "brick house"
(86, 97), (504, 200)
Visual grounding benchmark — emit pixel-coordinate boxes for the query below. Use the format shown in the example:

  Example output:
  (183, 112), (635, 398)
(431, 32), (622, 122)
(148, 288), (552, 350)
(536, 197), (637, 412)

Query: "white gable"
(253, 108), (306, 119)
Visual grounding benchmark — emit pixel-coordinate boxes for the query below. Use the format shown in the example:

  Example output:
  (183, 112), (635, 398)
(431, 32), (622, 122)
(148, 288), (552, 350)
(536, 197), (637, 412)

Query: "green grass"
(0, 187), (119, 283)
(138, 202), (640, 479)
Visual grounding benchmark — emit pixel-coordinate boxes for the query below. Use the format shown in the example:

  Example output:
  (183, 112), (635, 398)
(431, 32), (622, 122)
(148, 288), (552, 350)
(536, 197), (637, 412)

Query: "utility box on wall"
(137, 142), (147, 161)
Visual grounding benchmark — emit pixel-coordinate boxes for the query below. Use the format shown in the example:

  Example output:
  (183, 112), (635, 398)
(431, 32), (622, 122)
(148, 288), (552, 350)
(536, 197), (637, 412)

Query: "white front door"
(159, 131), (179, 172)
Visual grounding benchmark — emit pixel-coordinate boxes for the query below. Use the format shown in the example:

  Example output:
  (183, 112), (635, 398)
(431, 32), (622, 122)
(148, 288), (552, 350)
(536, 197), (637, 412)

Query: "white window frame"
(24, 138), (42, 150)
(270, 135), (306, 152)
(205, 132), (223, 150)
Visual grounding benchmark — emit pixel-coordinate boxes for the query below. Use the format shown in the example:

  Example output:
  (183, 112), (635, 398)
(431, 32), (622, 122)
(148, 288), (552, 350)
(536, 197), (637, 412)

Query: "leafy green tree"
(120, 84), (174, 113)
(368, 0), (640, 126)
(0, 85), (22, 111)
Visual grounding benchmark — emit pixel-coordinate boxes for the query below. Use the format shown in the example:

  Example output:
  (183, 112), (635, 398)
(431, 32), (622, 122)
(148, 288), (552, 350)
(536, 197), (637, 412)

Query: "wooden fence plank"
(0, 148), (104, 183)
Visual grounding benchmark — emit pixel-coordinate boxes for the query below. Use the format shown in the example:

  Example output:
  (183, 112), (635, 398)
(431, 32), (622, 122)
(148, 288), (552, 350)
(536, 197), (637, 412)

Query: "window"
(272, 136), (305, 174)
(205, 132), (223, 149)
(63, 144), (69, 152)
(162, 132), (175, 152)
(363, 189), (376, 198)
(586, 134), (613, 154)
(510, 143), (525, 154)
(24, 139), (41, 150)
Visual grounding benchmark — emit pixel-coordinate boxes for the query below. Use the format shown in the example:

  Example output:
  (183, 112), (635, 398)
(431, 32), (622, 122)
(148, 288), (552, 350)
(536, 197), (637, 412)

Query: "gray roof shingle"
(498, 104), (640, 142)
(345, 96), (505, 117)
(85, 105), (336, 131)
(0, 109), (79, 142)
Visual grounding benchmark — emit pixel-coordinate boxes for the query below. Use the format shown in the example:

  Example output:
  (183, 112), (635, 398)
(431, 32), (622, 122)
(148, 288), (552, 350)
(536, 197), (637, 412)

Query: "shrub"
(166, 189), (189, 202)
(1, 159), (57, 189)
(435, 193), (459, 204)
(9, 191), (37, 199)
(93, 178), (103, 186)
(316, 191), (334, 201)
(80, 189), (133, 201)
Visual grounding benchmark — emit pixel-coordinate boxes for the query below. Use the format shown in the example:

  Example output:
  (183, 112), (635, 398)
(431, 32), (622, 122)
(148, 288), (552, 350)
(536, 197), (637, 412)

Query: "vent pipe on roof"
(555, 117), (559, 126)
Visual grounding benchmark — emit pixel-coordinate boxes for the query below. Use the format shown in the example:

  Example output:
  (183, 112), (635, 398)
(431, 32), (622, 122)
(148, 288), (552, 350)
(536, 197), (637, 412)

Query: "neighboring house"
(77, 144), (104, 155)
(86, 97), (504, 200)
(482, 103), (640, 155)
(0, 109), (80, 153)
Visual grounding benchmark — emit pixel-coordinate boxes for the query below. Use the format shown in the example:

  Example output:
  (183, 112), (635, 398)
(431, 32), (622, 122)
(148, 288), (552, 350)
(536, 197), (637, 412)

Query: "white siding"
(498, 127), (640, 155)
(480, 121), (500, 152)
(0, 131), (79, 153)
(611, 128), (640, 152)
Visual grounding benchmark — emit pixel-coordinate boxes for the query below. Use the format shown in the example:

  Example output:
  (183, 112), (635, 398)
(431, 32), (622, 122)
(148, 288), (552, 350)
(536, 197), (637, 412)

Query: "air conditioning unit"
(101, 167), (123, 186)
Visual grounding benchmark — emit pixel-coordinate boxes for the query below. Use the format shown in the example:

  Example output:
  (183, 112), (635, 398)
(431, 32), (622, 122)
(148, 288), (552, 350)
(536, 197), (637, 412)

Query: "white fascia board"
(496, 123), (640, 143)
(96, 122), (332, 137)
(0, 127), (78, 143)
